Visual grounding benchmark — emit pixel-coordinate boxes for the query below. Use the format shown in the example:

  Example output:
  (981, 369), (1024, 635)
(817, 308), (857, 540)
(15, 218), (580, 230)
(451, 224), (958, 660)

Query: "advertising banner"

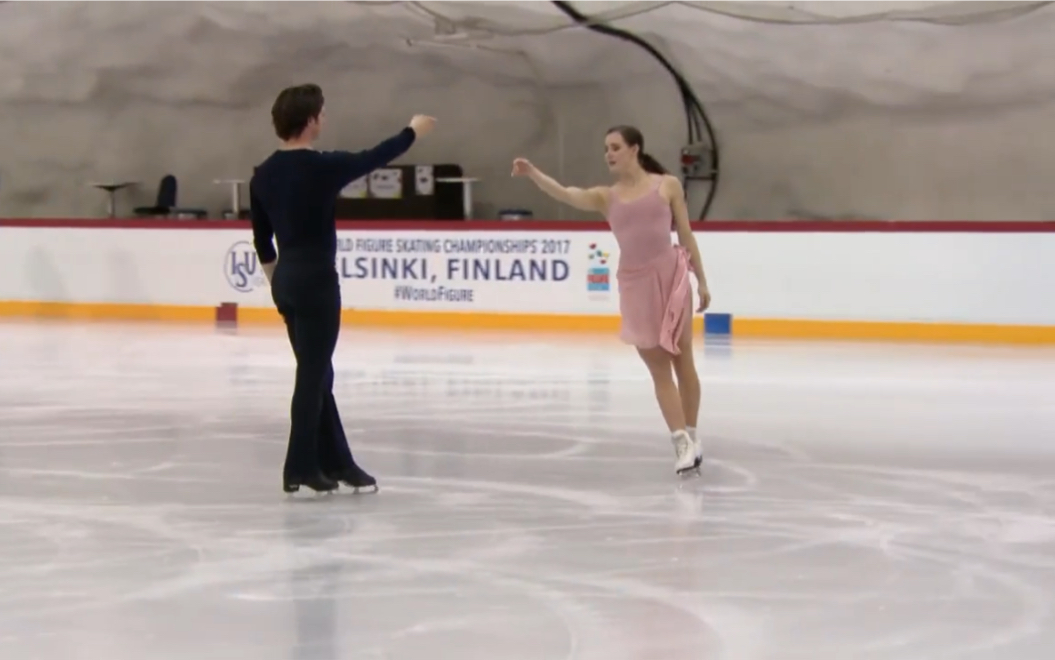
(221, 230), (622, 315)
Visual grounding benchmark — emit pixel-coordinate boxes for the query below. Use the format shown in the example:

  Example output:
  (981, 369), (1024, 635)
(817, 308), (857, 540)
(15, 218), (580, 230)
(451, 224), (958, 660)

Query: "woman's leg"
(636, 346), (685, 433)
(671, 294), (700, 430)
(671, 294), (702, 467)
(637, 345), (696, 473)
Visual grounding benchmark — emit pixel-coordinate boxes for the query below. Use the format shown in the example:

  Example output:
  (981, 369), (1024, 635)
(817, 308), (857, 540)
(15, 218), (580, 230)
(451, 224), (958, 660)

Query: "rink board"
(1, 219), (1055, 344)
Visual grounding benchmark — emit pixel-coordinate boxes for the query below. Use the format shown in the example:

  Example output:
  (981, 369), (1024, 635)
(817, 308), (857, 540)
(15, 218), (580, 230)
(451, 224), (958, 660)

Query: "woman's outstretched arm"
(512, 158), (607, 214)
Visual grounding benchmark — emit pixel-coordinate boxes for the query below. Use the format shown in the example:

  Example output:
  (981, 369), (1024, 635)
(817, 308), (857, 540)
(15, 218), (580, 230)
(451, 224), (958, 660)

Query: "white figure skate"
(671, 430), (701, 476)
(689, 427), (703, 470)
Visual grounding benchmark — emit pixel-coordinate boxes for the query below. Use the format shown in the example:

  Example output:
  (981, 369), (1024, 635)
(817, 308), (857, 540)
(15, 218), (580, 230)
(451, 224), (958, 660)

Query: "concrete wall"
(2, 2), (1054, 221)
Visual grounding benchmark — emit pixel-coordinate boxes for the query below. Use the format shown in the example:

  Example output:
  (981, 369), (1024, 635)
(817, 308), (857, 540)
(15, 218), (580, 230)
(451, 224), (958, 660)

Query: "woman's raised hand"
(511, 158), (536, 177)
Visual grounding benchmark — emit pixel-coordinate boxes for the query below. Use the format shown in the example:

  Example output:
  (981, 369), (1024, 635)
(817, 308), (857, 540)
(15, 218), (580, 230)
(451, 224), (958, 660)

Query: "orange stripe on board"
(734, 318), (1055, 345)
(0, 301), (629, 332)
(0, 301), (215, 322)
(1, 301), (1054, 344)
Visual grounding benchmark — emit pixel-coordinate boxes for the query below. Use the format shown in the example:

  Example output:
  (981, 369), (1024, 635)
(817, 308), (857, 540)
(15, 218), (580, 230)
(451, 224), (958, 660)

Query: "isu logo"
(224, 240), (265, 293)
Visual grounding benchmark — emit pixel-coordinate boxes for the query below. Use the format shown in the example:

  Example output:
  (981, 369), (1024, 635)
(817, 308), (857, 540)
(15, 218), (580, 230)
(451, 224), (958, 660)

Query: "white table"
(213, 179), (246, 216)
(436, 177), (480, 220)
(88, 181), (139, 218)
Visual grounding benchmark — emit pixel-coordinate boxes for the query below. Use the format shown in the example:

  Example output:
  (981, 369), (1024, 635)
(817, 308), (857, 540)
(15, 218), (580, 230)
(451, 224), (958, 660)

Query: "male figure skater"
(249, 83), (436, 494)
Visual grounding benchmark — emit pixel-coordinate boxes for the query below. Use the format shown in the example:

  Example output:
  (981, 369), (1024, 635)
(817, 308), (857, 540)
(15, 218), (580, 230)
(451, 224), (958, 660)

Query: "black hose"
(551, 1), (719, 220)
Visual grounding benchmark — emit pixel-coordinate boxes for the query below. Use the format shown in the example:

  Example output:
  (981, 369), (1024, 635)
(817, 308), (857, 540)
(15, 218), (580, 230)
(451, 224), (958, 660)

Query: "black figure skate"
(326, 464), (379, 493)
(283, 472), (339, 495)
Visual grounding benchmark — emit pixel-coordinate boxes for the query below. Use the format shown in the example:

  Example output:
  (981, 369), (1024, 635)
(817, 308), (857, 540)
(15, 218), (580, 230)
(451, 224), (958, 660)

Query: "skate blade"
(349, 484), (379, 494)
(284, 484), (337, 498)
(676, 465), (703, 478)
(332, 481), (380, 494)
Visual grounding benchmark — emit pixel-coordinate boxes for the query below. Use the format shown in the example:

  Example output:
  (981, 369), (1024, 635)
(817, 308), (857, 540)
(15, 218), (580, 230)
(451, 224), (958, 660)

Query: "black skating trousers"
(269, 256), (357, 479)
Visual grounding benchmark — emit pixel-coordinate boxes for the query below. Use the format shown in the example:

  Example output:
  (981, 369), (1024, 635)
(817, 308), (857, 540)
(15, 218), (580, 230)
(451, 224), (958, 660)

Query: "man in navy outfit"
(249, 83), (436, 494)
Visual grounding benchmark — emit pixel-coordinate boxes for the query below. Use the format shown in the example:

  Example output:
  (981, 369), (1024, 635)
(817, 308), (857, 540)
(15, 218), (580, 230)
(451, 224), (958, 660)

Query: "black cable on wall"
(551, 1), (719, 220)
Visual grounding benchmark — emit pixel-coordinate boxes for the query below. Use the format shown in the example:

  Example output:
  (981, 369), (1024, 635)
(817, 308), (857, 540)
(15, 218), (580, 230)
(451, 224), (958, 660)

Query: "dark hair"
(606, 125), (667, 175)
(271, 84), (324, 141)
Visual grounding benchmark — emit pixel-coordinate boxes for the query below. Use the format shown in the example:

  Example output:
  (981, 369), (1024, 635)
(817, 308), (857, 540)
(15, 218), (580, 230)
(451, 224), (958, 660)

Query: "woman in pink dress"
(512, 125), (712, 475)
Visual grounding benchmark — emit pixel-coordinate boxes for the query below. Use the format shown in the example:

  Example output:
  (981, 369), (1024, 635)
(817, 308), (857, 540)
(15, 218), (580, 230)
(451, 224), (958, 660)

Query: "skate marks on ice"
(2, 325), (1055, 658)
(4, 456), (1054, 660)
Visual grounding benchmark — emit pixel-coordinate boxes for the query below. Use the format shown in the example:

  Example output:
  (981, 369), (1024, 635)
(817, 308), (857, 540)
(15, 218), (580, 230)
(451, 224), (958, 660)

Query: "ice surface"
(2, 322), (1055, 659)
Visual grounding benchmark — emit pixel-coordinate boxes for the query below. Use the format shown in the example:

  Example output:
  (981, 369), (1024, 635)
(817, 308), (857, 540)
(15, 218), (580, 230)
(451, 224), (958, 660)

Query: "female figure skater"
(512, 125), (711, 475)
(250, 83), (436, 494)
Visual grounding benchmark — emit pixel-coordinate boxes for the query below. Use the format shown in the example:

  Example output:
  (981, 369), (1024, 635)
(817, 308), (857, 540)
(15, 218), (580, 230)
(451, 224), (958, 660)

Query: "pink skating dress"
(606, 176), (693, 355)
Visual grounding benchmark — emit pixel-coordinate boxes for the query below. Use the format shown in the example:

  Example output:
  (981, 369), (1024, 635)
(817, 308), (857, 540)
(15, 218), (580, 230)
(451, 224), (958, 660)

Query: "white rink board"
(1, 226), (1055, 325)
(229, 230), (622, 315)
(0, 227), (621, 316)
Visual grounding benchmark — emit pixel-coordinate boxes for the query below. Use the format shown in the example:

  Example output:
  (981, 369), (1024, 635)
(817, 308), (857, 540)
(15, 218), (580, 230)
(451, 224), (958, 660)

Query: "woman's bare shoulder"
(658, 174), (683, 199)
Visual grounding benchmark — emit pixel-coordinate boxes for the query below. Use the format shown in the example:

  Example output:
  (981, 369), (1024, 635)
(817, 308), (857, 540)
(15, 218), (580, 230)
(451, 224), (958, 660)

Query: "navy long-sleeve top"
(249, 127), (416, 265)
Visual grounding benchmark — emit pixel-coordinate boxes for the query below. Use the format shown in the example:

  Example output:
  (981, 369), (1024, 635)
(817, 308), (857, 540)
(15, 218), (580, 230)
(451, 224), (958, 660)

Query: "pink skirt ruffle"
(616, 246), (692, 354)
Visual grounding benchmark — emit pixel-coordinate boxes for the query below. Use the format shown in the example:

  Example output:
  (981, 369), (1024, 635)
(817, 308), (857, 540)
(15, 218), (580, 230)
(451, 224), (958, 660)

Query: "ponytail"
(638, 152), (668, 175)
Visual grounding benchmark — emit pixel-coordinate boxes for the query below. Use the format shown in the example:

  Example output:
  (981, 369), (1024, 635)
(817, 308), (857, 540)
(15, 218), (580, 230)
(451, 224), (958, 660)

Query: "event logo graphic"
(224, 240), (265, 293)
(586, 242), (610, 294)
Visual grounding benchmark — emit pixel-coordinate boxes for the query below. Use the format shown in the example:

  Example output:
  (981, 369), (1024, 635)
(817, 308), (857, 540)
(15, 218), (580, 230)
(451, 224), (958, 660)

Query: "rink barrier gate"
(2, 218), (1055, 345)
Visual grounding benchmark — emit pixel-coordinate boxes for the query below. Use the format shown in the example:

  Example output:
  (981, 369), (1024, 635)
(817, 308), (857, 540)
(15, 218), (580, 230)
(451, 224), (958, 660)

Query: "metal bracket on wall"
(680, 142), (716, 182)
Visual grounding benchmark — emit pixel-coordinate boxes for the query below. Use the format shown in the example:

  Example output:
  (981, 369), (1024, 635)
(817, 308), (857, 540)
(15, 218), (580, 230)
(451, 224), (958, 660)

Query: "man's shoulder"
(251, 151), (277, 175)
(255, 149), (329, 167)
(251, 150), (320, 180)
